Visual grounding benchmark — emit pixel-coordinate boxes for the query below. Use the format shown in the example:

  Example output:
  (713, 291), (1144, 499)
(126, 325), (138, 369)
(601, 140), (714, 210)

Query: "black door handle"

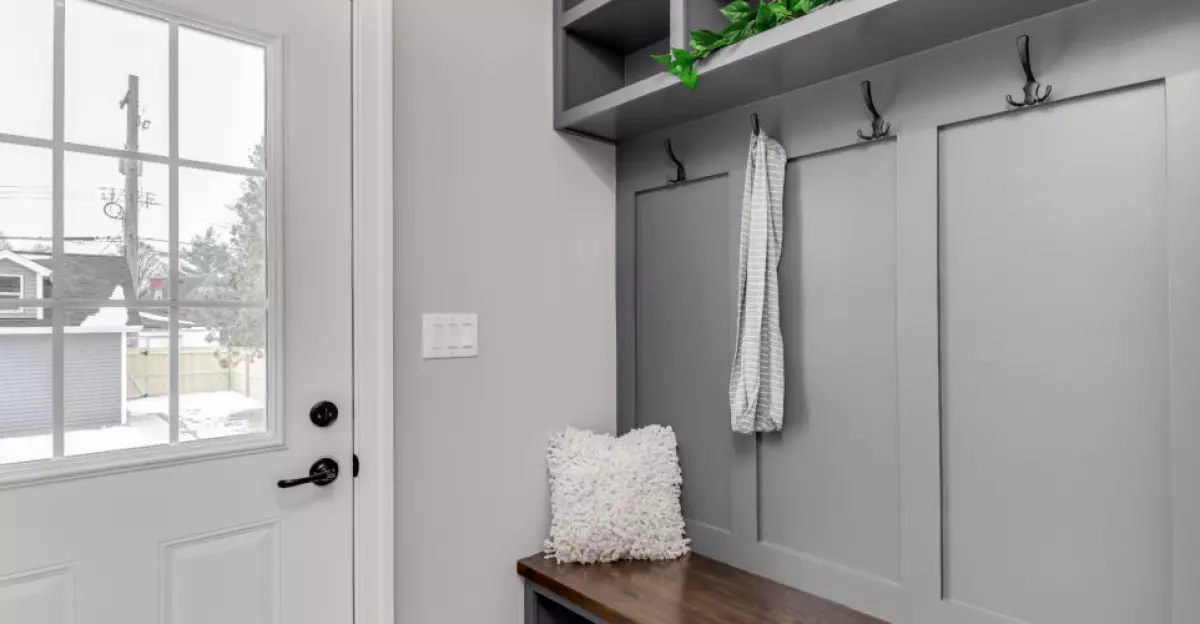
(277, 457), (340, 489)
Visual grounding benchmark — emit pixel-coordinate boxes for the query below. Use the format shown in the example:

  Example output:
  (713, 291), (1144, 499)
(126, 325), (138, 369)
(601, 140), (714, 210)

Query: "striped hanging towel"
(729, 130), (787, 434)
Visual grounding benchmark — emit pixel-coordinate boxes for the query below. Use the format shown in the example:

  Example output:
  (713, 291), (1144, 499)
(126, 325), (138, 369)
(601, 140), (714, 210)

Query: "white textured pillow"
(544, 425), (690, 564)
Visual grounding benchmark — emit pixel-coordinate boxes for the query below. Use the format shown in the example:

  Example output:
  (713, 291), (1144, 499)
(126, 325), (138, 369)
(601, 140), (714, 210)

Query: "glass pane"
(0, 277), (20, 295)
(65, 0), (169, 155)
(0, 0), (54, 138)
(177, 307), (267, 441)
(179, 168), (266, 302)
(0, 144), (53, 264)
(65, 152), (168, 300)
(65, 305), (168, 457)
(0, 307), (53, 465)
(180, 28), (266, 168)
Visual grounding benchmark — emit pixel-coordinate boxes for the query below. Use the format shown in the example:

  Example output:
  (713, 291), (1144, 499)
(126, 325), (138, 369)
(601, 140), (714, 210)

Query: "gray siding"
(0, 259), (40, 321)
(0, 333), (124, 437)
(0, 335), (53, 437)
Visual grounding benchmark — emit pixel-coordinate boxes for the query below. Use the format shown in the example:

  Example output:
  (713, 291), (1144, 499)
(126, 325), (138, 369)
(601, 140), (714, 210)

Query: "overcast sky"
(0, 0), (264, 263)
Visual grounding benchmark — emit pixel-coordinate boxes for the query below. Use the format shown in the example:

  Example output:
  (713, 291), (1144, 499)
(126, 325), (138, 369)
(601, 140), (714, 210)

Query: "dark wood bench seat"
(518, 553), (889, 624)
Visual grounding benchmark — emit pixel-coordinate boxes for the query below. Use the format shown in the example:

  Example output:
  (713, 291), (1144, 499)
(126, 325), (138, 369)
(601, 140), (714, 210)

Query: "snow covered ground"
(0, 391), (265, 465)
(127, 390), (265, 439)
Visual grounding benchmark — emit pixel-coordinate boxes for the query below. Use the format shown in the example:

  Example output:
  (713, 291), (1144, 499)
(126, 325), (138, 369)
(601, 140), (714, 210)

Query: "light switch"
(422, 314), (479, 359)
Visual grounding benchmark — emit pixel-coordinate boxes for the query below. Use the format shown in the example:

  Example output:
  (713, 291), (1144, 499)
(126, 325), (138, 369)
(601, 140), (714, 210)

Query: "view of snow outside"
(0, 0), (269, 464)
(0, 391), (266, 464)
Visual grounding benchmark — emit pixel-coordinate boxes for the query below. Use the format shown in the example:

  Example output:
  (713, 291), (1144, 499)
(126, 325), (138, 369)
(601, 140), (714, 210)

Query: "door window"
(0, 0), (277, 468)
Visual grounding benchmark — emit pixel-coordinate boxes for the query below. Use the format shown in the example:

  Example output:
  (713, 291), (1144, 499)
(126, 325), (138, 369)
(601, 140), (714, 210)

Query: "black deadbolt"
(310, 401), (339, 427)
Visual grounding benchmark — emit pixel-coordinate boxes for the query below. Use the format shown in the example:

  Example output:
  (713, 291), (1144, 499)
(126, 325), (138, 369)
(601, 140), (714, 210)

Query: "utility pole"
(119, 74), (140, 286)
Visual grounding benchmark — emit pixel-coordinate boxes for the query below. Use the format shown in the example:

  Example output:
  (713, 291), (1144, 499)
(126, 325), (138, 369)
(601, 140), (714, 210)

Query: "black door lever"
(277, 457), (340, 489)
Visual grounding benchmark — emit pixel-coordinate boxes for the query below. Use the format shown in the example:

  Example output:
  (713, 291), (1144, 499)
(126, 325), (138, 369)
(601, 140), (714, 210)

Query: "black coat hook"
(856, 81), (890, 141)
(665, 139), (686, 184)
(1006, 35), (1052, 108)
(751, 113), (761, 135)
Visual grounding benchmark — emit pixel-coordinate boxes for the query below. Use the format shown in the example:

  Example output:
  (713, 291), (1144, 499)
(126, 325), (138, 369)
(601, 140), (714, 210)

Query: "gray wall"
(392, 1), (616, 623)
(0, 333), (124, 437)
(617, 0), (1200, 623)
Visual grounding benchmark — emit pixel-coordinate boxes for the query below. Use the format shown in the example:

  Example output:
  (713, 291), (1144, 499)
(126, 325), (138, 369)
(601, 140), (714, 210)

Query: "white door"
(0, 0), (353, 623)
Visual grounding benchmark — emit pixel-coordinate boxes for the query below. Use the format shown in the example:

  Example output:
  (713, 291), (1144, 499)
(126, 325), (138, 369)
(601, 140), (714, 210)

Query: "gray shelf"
(556, 0), (1096, 141)
(564, 0), (672, 55)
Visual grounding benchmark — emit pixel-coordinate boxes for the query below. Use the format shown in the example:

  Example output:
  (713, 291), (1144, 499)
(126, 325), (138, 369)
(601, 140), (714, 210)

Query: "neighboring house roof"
(0, 252), (142, 328)
(0, 250), (52, 276)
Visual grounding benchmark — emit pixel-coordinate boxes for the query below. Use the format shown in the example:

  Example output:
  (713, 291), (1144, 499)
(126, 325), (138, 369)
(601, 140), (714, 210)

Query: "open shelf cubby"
(559, 0), (672, 111)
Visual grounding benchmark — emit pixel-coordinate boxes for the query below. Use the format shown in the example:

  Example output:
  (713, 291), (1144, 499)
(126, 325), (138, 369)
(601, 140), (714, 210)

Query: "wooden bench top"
(518, 553), (888, 624)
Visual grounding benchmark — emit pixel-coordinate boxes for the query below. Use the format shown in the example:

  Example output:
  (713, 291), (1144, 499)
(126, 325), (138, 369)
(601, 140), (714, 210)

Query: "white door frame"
(351, 0), (394, 623)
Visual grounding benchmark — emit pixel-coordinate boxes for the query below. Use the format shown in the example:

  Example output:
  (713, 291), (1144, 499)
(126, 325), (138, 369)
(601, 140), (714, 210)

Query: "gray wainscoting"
(636, 176), (736, 533)
(761, 140), (901, 585)
(939, 84), (1172, 624)
(614, 0), (1200, 622)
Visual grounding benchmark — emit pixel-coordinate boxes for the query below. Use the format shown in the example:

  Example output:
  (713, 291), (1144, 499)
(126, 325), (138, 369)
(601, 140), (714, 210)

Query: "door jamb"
(352, 0), (395, 623)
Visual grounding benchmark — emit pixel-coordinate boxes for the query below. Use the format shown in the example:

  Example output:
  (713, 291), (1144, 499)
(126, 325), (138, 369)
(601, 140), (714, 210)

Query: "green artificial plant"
(653, 0), (841, 89)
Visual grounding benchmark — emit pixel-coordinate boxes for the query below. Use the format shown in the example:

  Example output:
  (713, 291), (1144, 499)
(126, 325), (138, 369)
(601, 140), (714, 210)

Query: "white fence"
(126, 347), (266, 401)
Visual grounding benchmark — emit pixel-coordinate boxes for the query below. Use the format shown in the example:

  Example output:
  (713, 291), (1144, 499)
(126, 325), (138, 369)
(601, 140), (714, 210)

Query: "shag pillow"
(544, 425), (690, 564)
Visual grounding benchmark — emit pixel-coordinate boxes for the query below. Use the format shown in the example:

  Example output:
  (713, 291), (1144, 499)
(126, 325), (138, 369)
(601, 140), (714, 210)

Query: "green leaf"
(658, 0), (844, 88)
(690, 29), (723, 47)
(755, 2), (778, 32)
(681, 67), (699, 89)
(721, 18), (753, 44)
(720, 0), (751, 23)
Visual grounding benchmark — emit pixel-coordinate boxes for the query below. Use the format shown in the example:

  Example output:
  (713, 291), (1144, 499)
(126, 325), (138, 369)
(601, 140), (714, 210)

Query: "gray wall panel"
(615, 2), (1200, 622)
(939, 84), (1172, 624)
(759, 141), (901, 583)
(636, 176), (734, 532)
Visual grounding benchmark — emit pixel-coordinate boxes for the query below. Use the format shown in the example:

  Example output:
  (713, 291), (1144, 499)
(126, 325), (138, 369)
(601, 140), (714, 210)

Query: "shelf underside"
(564, 0), (671, 54)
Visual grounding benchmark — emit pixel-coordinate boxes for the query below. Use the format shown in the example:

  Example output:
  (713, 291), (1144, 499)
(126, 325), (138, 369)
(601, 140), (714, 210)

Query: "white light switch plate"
(422, 314), (478, 359)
